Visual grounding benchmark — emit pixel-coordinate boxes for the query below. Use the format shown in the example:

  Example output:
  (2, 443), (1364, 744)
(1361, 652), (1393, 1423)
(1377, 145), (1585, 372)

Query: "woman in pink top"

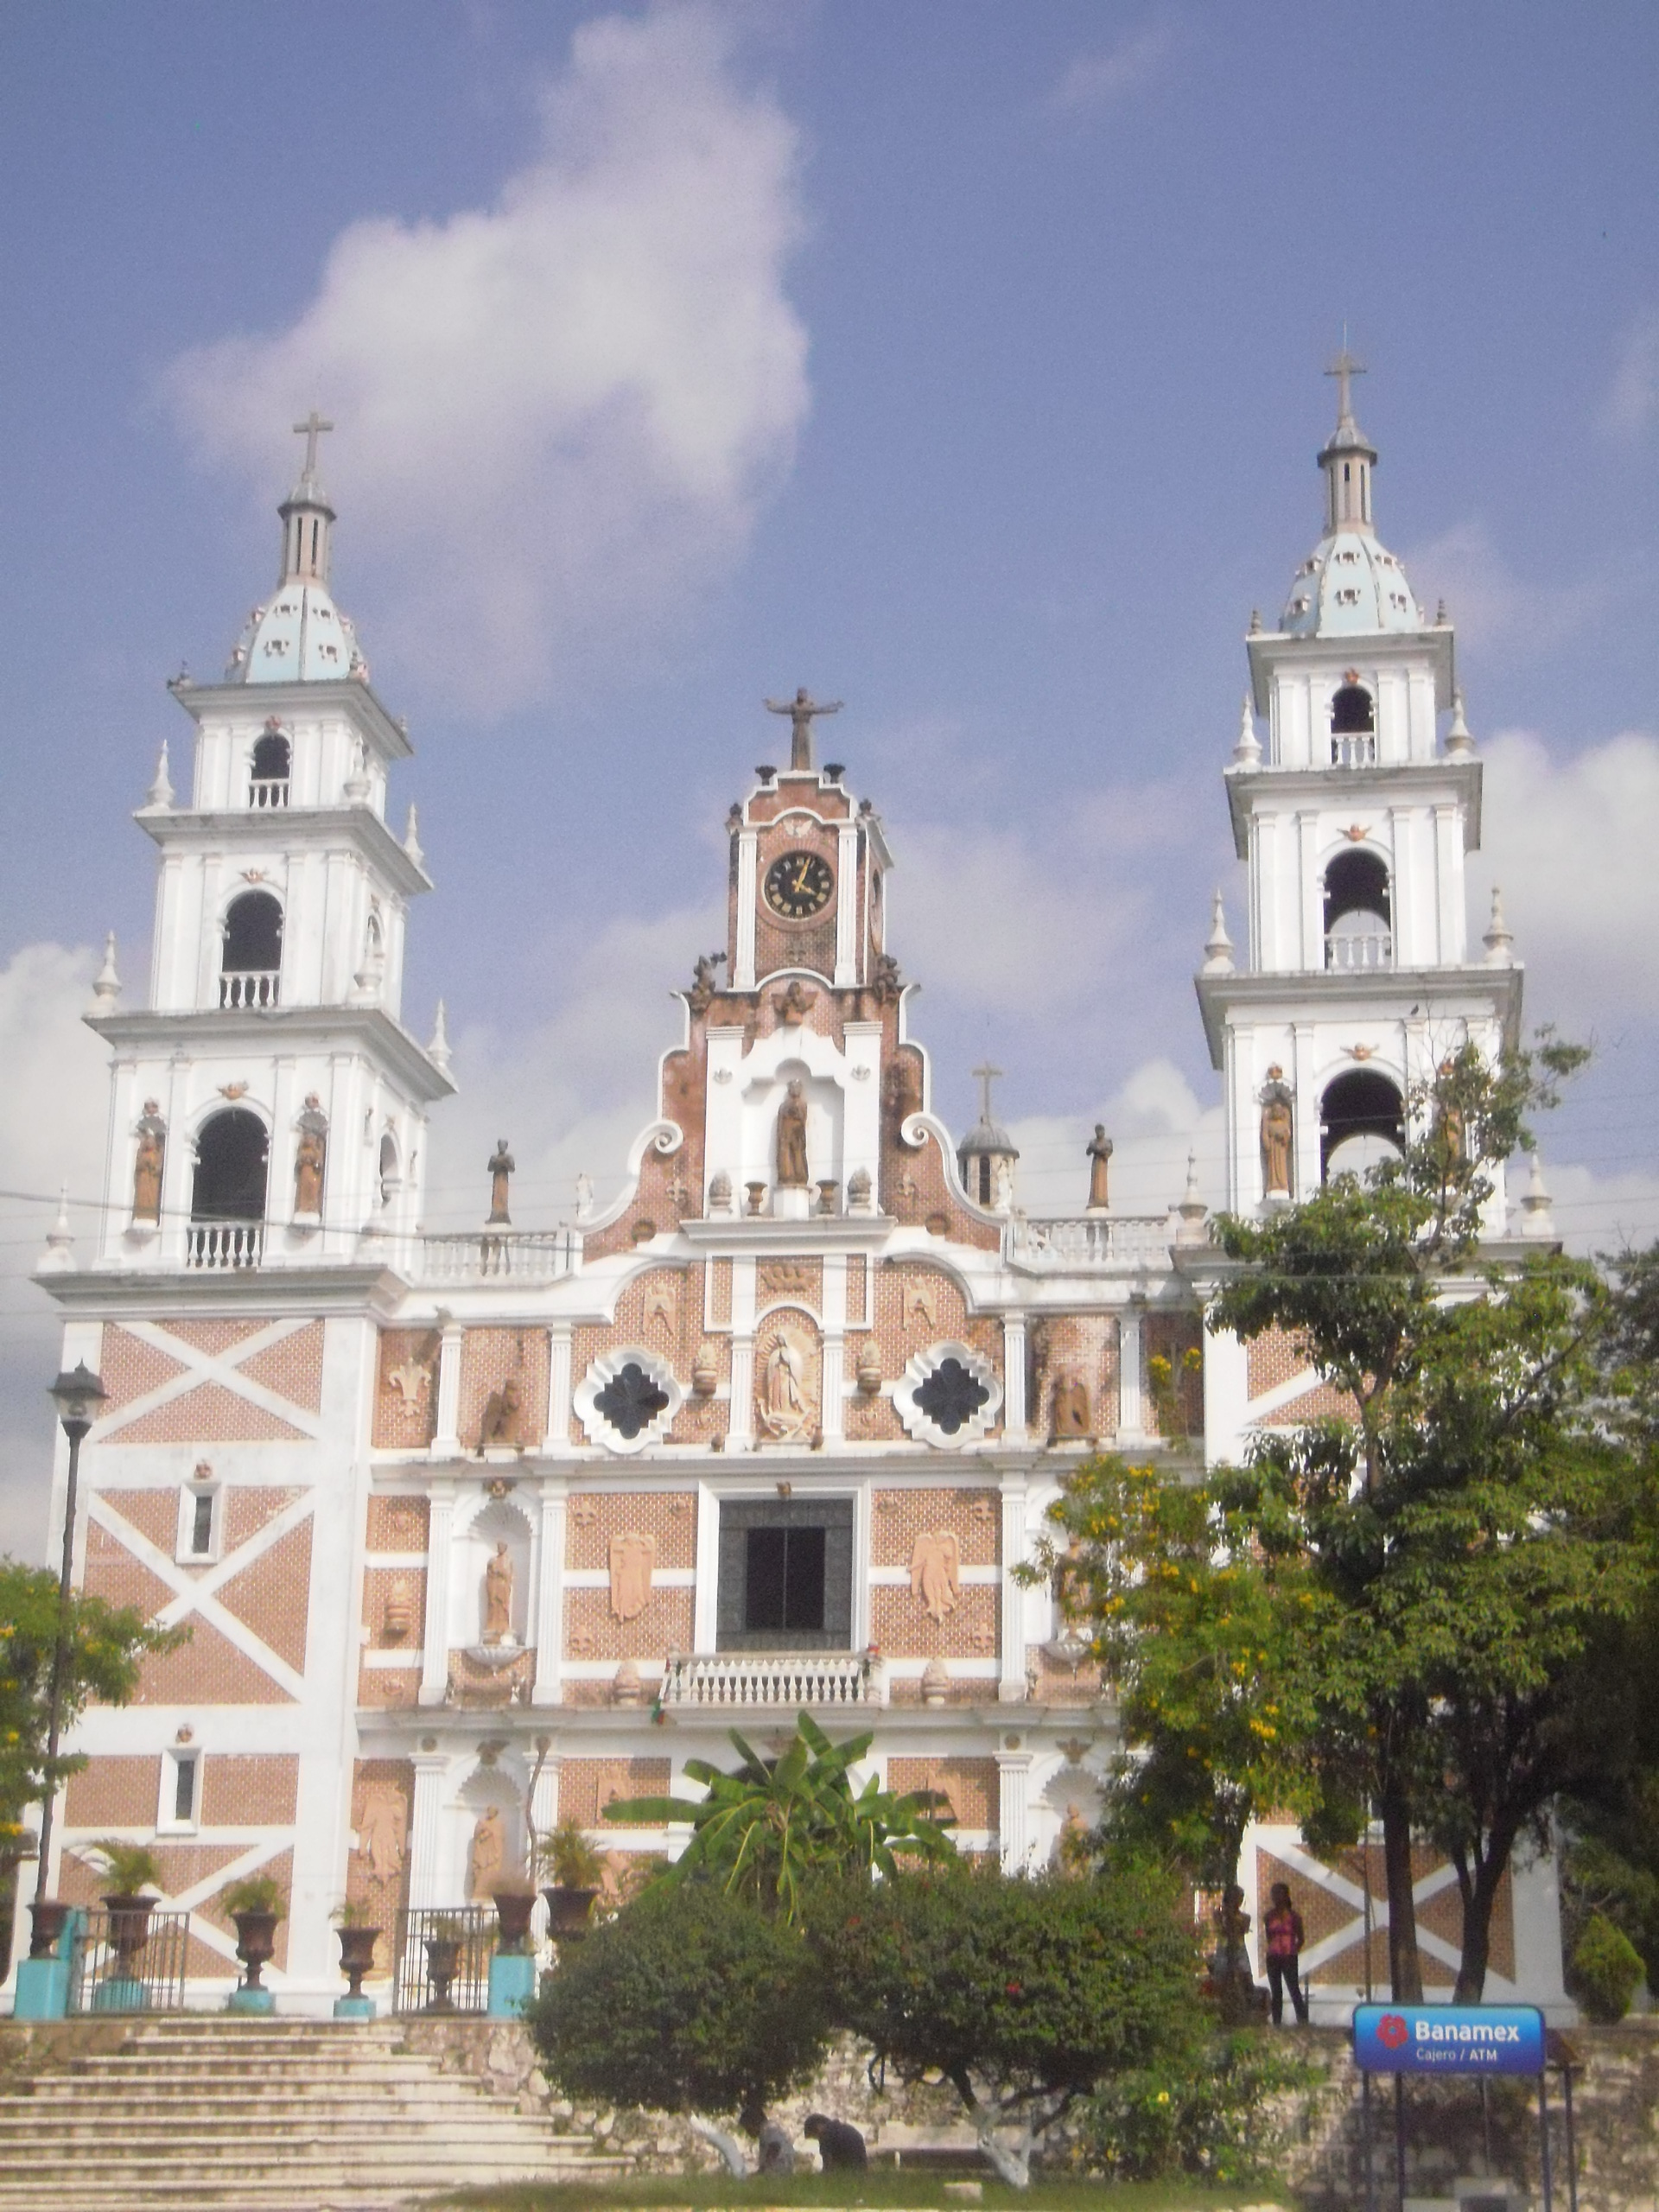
(1263, 1881), (1309, 2024)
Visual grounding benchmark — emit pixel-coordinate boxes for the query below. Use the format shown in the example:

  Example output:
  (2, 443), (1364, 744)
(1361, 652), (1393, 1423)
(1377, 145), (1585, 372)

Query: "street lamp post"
(30, 1363), (107, 1940)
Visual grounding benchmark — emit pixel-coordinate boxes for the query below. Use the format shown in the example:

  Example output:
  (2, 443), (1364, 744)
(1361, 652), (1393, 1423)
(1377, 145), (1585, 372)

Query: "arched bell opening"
(1329, 680), (1376, 766)
(188, 1108), (269, 1268)
(249, 730), (290, 808)
(1320, 1069), (1403, 1182)
(1323, 849), (1392, 970)
(220, 891), (283, 1008)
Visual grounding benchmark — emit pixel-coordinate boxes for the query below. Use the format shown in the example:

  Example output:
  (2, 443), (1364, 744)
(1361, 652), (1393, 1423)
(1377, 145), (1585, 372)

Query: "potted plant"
(423, 1911), (468, 2011)
(537, 1820), (603, 1940)
(490, 1880), (537, 1954)
(332, 1898), (382, 2000)
(220, 1872), (285, 1995)
(92, 1840), (161, 1972)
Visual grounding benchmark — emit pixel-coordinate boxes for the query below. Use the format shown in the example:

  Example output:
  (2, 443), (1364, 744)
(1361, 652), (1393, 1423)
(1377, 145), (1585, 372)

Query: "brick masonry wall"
(64, 1757), (160, 1827)
(870, 1486), (1000, 1567)
(565, 1584), (694, 1662)
(872, 1580), (999, 1661)
(198, 1754), (298, 1828)
(458, 1326), (550, 1452)
(557, 1757), (671, 1830)
(887, 1756), (998, 1833)
(366, 1493), (430, 1552)
(372, 1329), (441, 1448)
(566, 1491), (697, 1572)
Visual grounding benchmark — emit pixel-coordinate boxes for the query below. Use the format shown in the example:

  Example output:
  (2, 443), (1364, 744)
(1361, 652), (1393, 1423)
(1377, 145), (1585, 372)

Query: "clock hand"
(792, 860), (812, 893)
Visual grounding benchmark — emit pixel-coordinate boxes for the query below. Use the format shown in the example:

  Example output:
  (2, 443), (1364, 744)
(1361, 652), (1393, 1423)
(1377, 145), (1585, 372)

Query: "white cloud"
(1471, 728), (1659, 1015)
(1008, 1058), (1224, 1218)
(1403, 522), (1600, 654)
(1543, 1160), (1659, 1258)
(0, 944), (111, 1560)
(1051, 22), (1181, 112)
(163, 4), (810, 716)
(1605, 308), (1659, 439)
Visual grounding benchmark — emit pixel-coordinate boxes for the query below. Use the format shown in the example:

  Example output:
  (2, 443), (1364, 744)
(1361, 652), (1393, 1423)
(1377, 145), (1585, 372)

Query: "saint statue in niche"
(608, 1531), (657, 1623)
(758, 1330), (813, 1441)
(1259, 1068), (1294, 1197)
(468, 1805), (505, 1900)
(1051, 1375), (1092, 1439)
(909, 1529), (961, 1625)
(293, 1096), (327, 1216)
(1084, 1125), (1113, 1212)
(775, 1080), (810, 1186)
(482, 1541), (515, 1644)
(476, 1376), (524, 1453)
(357, 1783), (408, 1890)
(131, 1101), (166, 1224)
(486, 1138), (515, 1225)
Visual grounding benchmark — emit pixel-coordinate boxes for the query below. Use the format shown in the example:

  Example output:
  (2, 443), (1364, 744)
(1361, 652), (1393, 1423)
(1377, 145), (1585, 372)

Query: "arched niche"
(191, 1108), (269, 1224)
(450, 1494), (536, 1653)
(221, 890), (283, 1007)
(1320, 1068), (1403, 1181)
(1323, 849), (1392, 970)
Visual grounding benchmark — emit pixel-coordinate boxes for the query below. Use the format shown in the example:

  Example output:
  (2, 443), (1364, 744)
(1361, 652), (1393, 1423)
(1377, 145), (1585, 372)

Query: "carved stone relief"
(607, 1532), (657, 1622)
(909, 1529), (962, 1625)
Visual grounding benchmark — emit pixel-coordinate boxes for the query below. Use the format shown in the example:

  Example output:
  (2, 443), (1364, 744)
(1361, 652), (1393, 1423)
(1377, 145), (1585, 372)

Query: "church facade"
(3, 381), (1568, 2018)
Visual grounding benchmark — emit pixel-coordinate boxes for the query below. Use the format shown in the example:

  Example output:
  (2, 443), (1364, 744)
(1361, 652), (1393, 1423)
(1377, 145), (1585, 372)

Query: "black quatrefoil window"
(914, 1356), (990, 1436)
(594, 1361), (671, 1440)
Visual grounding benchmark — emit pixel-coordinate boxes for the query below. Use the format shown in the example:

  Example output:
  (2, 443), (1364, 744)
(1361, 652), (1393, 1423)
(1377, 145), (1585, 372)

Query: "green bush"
(1077, 2029), (1321, 2183)
(220, 1873), (285, 1918)
(1572, 1911), (1645, 2022)
(525, 1878), (829, 2124)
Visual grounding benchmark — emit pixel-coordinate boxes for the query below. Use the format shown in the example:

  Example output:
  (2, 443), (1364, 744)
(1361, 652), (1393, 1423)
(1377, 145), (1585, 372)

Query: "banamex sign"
(1353, 2004), (1547, 2076)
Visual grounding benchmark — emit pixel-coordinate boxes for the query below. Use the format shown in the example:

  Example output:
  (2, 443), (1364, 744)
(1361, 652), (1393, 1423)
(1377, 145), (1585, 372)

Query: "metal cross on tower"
(1325, 346), (1366, 426)
(971, 1063), (1003, 1124)
(292, 410), (334, 480)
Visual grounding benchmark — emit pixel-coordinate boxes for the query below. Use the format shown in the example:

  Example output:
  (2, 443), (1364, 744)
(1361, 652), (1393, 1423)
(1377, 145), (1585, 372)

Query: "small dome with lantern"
(1278, 355), (1425, 640)
(223, 414), (370, 686)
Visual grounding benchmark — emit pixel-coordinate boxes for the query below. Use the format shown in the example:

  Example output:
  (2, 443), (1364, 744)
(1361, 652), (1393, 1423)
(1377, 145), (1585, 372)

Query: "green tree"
(603, 1711), (954, 1922)
(526, 1879), (829, 2152)
(1208, 1037), (1654, 2001)
(808, 1859), (1202, 2189)
(1, 1558), (179, 1851)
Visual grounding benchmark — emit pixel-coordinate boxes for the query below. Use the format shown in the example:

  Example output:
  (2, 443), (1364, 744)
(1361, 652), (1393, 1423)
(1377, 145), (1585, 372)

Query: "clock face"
(764, 849), (835, 920)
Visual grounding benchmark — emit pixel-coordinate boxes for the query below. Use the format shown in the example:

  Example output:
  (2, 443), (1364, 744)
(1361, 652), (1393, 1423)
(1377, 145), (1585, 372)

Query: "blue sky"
(1, 1), (1657, 1545)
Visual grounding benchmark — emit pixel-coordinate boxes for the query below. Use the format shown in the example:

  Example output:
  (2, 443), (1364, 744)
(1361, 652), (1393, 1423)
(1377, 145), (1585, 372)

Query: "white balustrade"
(247, 779), (290, 810)
(1330, 733), (1377, 767)
(1002, 1214), (1170, 1268)
(186, 1220), (264, 1269)
(659, 1649), (884, 1709)
(219, 969), (280, 1008)
(1325, 931), (1392, 970)
(416, 1229), (580, 1284)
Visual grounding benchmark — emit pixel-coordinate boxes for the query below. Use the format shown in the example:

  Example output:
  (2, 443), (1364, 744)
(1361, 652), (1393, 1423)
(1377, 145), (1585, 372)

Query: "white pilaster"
(1116, 1306), (1143, 1440)
(996, 1751), (1034, 1873)
(546, 1326), (572, 1454)
(532, 1484), (567, 1705)
(433, 1319), (463, 1454)
(419, 1484), (454, 1706)
(834, 823), (859, 985)
(734, 830), (758, 989)
(999, 1478), (1028, 1701)
(1002, 1316), (1027, 1443)
(409, 1751), (449, 1909)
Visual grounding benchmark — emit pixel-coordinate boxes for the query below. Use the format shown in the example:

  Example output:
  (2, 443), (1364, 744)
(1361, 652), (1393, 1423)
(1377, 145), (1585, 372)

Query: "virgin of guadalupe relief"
(756, 1321), (817, 1444)
(608, 1532), (657, 1623)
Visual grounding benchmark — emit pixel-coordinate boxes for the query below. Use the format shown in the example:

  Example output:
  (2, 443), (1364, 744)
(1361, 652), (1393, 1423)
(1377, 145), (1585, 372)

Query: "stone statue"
(758, 1330), (812, 1441)
(131, 1101), (165, 1224)
(775, 1080), (810, 1186)
(608, 1532), (657, 1622)
(575, 1171), (594, 1222)
(382, 1575), (415, 1643)
(1259, 1069), (1294, 1197)
(869, 950), (901, 1007)
(476, 1376), (524, 1452)
(293, 1095), (327, 1216)
(764, 686), (842, 772)
(1434, 1056), (1465, 1166)
(1052, 1375), (1092, 1439)
(358, 1782), (407, 1889)
(1085, 1125), (1113, 1211)
(486, 1139), (515, 1226)
(483, 1541), (515, 1643)
(688, 950), (726, 1014)
(468, 1805), (505, 1900)
(909, 1529), (961, 1625)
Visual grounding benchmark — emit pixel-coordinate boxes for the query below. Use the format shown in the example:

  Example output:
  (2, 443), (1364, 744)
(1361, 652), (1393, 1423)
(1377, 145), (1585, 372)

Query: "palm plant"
(603, 1711), (954, 1922)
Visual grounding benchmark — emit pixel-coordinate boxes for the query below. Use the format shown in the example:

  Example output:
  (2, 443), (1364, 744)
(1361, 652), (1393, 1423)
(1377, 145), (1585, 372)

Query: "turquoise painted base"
(227, 1985), (276, 2015)
(334, 1994), (376, 2019)
(487, 1952), (537, 2018)
(13, 1956), (71, 2020)
(91, 1977), (146, 2013)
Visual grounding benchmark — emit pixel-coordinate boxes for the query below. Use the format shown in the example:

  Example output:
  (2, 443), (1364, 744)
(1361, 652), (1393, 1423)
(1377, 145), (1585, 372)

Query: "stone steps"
(0, 2018), (624, 2210)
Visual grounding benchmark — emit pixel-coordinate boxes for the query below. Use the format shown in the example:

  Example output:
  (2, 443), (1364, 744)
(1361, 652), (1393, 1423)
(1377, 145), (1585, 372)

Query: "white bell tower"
(86, 419), (454, 1271)
(1196, 359), (1522, 1214)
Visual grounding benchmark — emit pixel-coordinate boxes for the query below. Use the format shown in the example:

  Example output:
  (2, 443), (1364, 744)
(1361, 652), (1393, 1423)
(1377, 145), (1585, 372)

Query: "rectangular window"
(717, 1498), (853, 1651)
(189, 1491), (215, 1557)
(173, 1755), (198, 1826)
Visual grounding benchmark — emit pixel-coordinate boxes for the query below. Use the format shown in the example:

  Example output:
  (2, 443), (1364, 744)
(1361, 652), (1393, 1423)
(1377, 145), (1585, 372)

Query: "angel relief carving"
(910, 1529), (962, 1625)
(608, 1532), (657, 1622)
(356, 1783), (408, 1893)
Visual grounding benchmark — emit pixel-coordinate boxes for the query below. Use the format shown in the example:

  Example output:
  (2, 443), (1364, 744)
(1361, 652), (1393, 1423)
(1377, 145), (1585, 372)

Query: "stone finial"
(427, 999), (452, 1076)
(1202, 890), (1235, 975)
(144, 739), (174, 810)
(1519, 1153), (1555, 1241)
(1232, 695), (1261, 766)
(848, 1166), (874, 1214)
(707, 1170), (734, 1216)
(1174, 1149), (1207, 1246)
(1483, 887), (1515, 965)
(38, 1185), (74, 1274)
(920, 1656), (950, 1708)
(404, 803), (423, 867)
(90, 932), (121, 1014)
(1446, 690), (1476, 758)
(1248, 607), (1262, 635)
(1435, 597), (1449, 626)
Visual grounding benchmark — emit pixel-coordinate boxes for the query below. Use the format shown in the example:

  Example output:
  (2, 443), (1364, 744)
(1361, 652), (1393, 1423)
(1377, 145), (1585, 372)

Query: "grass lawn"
(440, 2179), (1280, 2210)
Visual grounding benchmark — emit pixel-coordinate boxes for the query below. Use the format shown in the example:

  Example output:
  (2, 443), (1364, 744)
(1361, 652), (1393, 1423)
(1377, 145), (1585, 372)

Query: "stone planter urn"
(28, 1899), (70, 1961)
(103, 1893), (155, 1976)
(423, 1935), (462, 2011)
(232, 1909), (278, 1993)
(335, 1924), (380, 2002)
(492, 1886), (537, 1955)
(541, 1885), (598, 1941)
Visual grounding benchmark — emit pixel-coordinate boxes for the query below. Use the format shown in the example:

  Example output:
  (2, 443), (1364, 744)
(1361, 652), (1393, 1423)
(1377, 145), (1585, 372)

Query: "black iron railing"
(68, 1907), (191, 2014)
(391, 1907), (498, 2015)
